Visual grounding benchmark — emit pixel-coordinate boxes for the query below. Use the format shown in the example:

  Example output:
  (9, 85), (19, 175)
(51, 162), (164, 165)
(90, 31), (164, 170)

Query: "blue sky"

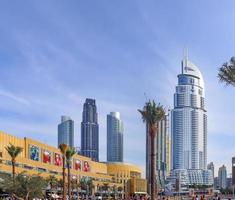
(0, 0), (235, 176)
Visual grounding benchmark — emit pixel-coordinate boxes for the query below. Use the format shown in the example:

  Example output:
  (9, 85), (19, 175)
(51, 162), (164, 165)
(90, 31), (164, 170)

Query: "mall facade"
(0, 131), (147, 196)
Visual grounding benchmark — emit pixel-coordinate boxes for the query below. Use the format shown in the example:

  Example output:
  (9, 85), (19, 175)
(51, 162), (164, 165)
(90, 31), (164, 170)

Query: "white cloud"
(0, 89), (30, 105)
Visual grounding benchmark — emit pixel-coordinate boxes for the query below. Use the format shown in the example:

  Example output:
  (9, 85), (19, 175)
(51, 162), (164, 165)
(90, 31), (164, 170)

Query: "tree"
(138, 100), (165, 200)
(71, 178), (80, 197)
(218, 57), (235, 86)
(79, 178), (94, 196)
(65, 147), (76, 200)
(46, 175), (59, 199)
(102, 183), (110, 196)
(59, 143), (68, 200)
(117, 186), (123, 197)
(86, 179), (94, 196)
(79, 178), (87, 191)
(5, 143), (23, 185)
(0, 172), (47, 199)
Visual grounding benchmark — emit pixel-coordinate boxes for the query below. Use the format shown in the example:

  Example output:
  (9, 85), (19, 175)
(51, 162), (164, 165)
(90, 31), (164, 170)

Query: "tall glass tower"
(58, 116), (74, 148)
(81, 98), (99, 161)
(218, 165), (227, 189)
(107, 112), (123, 162)
(172, 57), (207, 170)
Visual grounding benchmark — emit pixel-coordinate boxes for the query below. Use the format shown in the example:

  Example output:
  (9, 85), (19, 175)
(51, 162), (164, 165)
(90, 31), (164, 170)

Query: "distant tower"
(81, 98), (99, 161)
(58, 116), (74, 147)
(172, 57), (207, 170)
(166, 111), (172, 176)
(232, 157), (235, 187)
(207, 162), (215, 186)
(107, 112), (123, 162)
(218, 165), (227, 189)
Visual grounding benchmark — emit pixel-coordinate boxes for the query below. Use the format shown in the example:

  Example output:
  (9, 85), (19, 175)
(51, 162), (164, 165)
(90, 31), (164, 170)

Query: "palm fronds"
(218, 57), (235, 86)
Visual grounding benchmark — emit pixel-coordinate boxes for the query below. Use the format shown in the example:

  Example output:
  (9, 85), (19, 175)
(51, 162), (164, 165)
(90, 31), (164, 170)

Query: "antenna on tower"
(183, 47), (189, 60)
(144, 92), (148, 102)
(182, 47), (189, 74)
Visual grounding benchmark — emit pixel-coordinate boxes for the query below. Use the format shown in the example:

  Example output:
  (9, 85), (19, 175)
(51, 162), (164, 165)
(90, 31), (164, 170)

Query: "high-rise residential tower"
(58, 116), (74, 147)
(172, 57), (207, 170)
(81, 98), (99, 161)
(218, 165), (227, 189)
(107, 112), (123, 162)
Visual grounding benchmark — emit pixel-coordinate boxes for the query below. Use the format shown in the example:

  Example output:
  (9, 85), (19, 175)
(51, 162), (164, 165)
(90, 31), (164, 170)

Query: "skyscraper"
(232, 157), (235, 187)
(81, 98), (99, 161)
(166, 110), (172, 176)
(107, 112), (123, 162)
(207, 162), (215, 187)
(166, 133), (171, 176)
(146, 113), (169, 193)
(172, 57), (207, 170)
(58, 116), (74, 147)
(218, 165), (227, 189)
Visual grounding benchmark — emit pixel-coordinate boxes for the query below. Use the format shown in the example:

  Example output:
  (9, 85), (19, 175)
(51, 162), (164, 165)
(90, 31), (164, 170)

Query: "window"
(198, 89), (202, 95)
(37, 167), (46, 172)
(24, 165), (33, 170)
(6, 160), (12, 165)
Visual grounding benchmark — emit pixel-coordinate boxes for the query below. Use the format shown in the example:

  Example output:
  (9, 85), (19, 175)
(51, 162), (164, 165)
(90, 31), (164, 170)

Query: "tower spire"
(182, 48), (189, 74)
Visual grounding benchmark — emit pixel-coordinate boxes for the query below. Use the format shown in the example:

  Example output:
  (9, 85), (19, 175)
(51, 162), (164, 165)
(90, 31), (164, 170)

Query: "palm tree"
(138, 100), (165, 200)
(71, 178), (80, 198)
(59, 144), (68, 200)
(117, 186), (123, 198)
(79, 178), (94, 197)
(102, 183), (109, 197)
(46, 175), (58, 199)
(65, 147), (76, 200)
(86, 179), (94, 196)
(5, 143), (23, 185)
(218, 57), (235, 86)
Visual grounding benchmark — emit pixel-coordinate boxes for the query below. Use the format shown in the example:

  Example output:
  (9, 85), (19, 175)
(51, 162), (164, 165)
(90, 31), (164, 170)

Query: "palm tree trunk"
(150, 134), (156, 200)
(62, 156), (66, 200)
(12, 159), (15, 186)
(26, 191), (30, 200)
(68, 164), (71, 200)
(50, 183), (53, 200)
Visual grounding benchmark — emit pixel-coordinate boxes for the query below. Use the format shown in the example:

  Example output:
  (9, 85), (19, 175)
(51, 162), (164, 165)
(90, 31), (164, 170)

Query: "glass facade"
(107, 112), (123, 162)
(207, 162), (215, 187)
(218, 165), (227, 189)
(169, 169), (213, 186)
(58, 116), (74, 147)
(172, 58), (207, 171)
(81, 98), (99, 161)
